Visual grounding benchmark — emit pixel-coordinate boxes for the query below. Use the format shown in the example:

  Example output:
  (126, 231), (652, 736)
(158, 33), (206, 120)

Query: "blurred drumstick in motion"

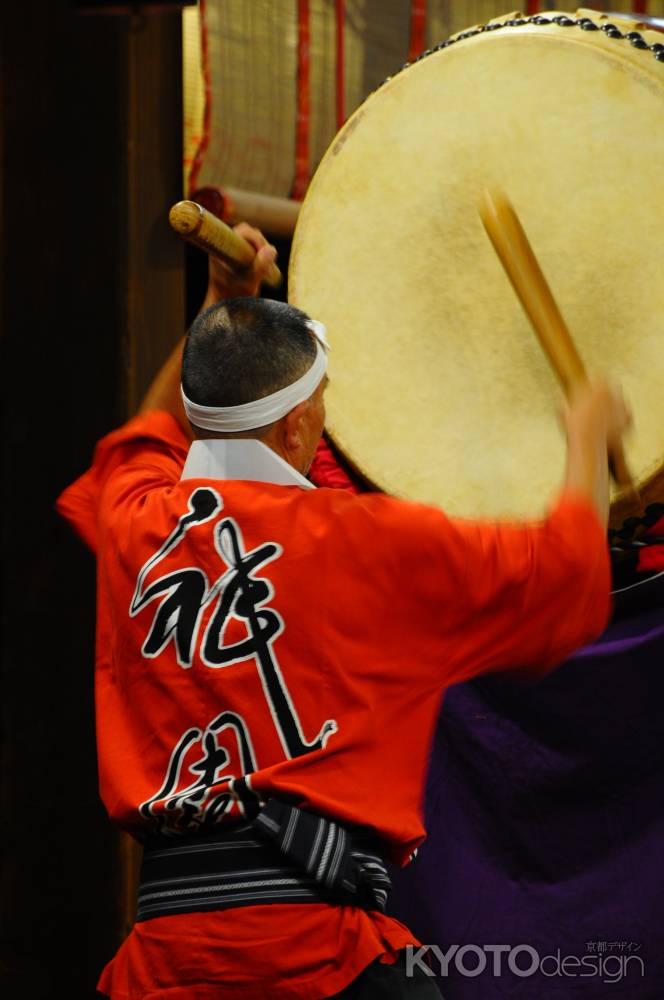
(478, 188), (634, 493)
(169, 200), (283, 288)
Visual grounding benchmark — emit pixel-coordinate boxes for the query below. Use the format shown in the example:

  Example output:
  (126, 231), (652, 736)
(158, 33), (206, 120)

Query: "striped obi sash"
(137, 799), (392, 922)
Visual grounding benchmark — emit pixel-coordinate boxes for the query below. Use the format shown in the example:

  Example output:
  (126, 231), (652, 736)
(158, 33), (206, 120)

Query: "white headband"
(182, 319), (330, 433)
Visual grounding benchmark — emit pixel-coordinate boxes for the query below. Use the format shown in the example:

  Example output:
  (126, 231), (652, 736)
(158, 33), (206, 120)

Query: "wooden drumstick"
(168, 200), (282, 288)
(478, 188), (634, 493)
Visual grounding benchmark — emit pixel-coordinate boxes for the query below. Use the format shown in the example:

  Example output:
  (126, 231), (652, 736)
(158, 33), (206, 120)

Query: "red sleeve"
(638, 512), (664, 572)
(309, 437), (361, 492)
(382, 489), (612, 687)
(55, 411), (189, 553)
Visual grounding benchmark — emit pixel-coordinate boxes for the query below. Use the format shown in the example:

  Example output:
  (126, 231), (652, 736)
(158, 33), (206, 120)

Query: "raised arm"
(559, 378), (632, 529)
(137, 223), (278, 434)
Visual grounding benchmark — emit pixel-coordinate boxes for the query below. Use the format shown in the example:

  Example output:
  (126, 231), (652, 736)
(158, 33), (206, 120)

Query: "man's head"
(182, 297), (327, 475)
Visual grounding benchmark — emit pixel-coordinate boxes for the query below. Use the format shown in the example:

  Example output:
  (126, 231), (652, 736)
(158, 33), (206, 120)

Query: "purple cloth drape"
(389, 603), (664, 999)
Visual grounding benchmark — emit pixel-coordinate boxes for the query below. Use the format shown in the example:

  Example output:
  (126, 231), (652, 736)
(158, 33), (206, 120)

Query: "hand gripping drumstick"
(168, 200), (283, 288)
(478, 188), (634, 493)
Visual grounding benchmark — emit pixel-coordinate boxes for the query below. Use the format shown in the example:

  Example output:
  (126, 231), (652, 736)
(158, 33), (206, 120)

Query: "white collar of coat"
(180, 438), (315, 490)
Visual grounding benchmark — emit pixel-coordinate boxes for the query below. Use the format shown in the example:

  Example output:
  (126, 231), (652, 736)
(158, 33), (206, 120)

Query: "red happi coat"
(57, 411), (611, 1000)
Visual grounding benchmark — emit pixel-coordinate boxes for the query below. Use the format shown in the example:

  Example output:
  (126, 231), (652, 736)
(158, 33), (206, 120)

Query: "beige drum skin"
(289, 11), (664, 526)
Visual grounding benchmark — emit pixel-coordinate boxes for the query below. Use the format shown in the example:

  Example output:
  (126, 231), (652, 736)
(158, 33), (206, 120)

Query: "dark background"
(2, 3), (186, 995)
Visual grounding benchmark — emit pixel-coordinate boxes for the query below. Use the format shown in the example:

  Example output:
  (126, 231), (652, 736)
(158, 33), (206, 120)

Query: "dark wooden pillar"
(1, 3), (184, 995)
(125, 8), (186, 410)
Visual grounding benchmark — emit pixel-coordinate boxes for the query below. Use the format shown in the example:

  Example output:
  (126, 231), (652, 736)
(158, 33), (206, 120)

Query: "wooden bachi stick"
(478, 187), (634, 492)
(169, 200), (282, 288)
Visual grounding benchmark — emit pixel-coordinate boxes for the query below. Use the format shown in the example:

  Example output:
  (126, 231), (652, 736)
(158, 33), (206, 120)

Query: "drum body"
(289, 10), (664, 526)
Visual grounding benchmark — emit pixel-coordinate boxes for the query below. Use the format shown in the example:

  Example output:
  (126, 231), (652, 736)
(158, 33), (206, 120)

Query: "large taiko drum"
(289, 9), (664, 527)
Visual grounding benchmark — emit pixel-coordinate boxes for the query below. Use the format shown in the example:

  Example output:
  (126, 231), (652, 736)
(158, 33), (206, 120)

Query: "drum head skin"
(290, 11), (664, 524)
